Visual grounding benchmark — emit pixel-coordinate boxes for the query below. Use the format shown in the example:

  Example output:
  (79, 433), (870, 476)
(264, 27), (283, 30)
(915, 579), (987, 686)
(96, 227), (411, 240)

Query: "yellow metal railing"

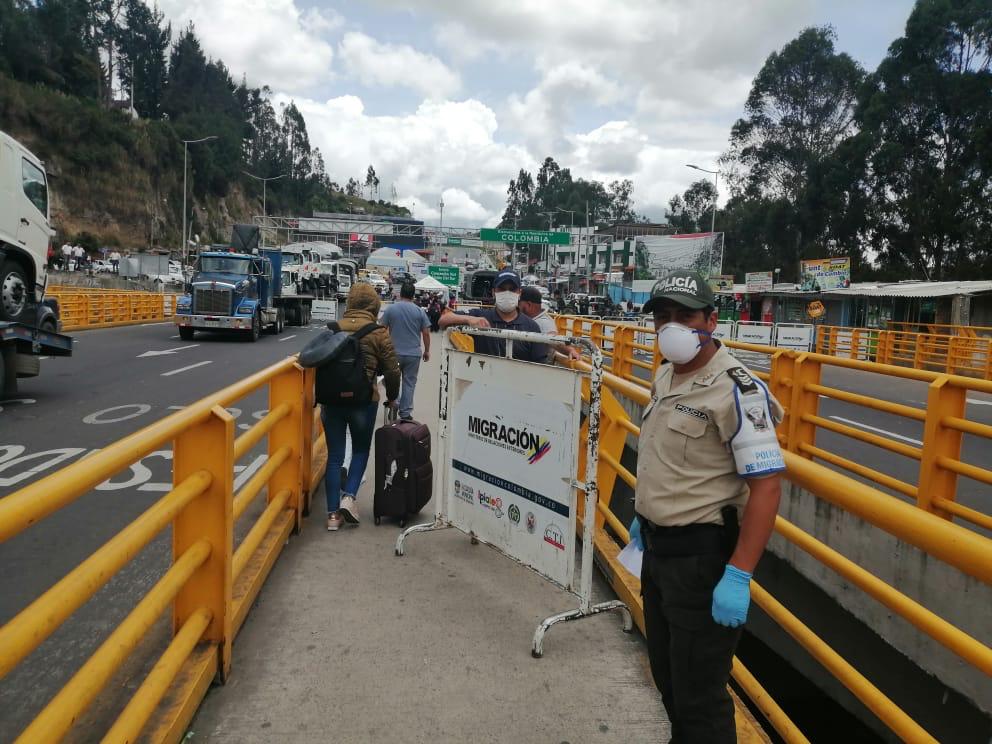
(47, 288), (180, 331)
(885, 321), (992, 338)
(550, 342), (991, 744)
(816, 324), (992, 380)
(557, 317), (992, 532)
(0, 356), (326, 743)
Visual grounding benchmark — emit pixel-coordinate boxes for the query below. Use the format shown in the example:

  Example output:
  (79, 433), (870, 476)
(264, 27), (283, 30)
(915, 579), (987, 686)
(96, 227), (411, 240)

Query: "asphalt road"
(1, 321), (990, 739)
(0, 318), (326, 741)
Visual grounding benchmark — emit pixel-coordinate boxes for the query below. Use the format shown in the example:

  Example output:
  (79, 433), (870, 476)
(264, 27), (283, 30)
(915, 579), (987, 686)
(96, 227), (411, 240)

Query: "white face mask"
(494, 291), (519, 312)
(656, 322), (710, 364)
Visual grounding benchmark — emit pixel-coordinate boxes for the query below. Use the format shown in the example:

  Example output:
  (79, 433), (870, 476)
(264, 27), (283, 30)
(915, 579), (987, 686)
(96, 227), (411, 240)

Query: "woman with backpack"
(318, 283), (401, 531)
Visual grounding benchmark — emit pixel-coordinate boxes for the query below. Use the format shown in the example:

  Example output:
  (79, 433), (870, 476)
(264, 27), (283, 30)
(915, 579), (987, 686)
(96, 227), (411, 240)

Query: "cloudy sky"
(155, 0), (913, 226)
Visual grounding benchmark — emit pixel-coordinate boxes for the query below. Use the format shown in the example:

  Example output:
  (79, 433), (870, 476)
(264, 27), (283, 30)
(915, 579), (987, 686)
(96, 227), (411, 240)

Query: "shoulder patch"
(726, 367), (757, 393)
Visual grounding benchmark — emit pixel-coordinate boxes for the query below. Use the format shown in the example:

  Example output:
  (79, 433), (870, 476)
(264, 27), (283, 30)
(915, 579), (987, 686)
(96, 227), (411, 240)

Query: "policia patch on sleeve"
(727, 367), (758, 393)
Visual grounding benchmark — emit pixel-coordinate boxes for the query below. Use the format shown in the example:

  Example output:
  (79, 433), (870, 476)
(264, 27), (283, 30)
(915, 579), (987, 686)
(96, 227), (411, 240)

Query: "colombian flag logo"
(528, 438), (551, 464)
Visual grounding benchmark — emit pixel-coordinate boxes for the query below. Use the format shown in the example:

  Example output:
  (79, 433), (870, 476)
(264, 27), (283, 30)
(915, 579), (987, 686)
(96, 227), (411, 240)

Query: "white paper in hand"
(618, 540), (644, 577)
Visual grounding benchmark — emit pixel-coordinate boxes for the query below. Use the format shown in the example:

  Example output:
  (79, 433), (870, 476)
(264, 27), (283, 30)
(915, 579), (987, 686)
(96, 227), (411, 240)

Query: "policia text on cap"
(631, 270), (786, 743)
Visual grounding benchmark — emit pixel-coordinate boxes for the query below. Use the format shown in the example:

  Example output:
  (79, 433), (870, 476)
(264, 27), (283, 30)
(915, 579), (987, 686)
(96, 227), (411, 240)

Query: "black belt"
(637, 506), (739, 557)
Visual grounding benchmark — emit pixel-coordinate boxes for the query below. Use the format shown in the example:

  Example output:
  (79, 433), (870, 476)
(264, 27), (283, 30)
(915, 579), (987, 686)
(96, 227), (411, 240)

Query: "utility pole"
(538, 211), (555, 281)
(686, 163), (720, 234)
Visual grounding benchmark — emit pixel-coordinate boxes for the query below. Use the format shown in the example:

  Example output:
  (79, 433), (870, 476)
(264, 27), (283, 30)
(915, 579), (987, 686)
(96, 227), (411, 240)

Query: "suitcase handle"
(383, 402), (399, 425)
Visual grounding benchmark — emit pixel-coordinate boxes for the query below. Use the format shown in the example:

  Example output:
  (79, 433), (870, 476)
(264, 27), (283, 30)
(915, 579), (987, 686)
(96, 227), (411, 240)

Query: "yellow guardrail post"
(769, 350), (795, 449)
(173, 404), (235, 679)
(269, 362), (306, 531)
(612, 325), (628, 378)
(300, 367), (316, 516)
(917, 376), (966, 520)
(787, 353), (821, 456)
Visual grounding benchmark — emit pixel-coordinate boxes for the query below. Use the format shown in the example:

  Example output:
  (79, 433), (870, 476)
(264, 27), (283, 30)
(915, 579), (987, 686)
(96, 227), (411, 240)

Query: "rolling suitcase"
(373, 408), (432, 527)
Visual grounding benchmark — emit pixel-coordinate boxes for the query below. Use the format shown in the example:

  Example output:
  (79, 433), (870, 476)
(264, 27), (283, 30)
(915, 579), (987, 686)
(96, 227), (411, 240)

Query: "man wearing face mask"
(439, 269), (550, 363)
(631, 269), (785, 744)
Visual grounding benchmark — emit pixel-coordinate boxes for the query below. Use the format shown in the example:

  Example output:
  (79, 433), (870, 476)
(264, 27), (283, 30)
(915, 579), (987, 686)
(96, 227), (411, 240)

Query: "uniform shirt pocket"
(665, 413), (708, 464)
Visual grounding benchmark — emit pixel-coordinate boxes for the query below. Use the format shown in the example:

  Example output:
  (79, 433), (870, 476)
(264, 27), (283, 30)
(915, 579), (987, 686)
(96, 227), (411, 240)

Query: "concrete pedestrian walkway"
(191, 347), (668, 743)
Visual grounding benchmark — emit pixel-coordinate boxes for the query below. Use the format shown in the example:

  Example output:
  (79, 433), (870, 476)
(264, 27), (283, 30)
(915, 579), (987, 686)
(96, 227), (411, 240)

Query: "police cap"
(642, 270), (714, 313)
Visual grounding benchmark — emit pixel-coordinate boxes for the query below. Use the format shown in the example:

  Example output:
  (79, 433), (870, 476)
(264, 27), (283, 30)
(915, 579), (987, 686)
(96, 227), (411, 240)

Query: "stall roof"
(825, 281), (992, 298)
(717, 280), (992, 298)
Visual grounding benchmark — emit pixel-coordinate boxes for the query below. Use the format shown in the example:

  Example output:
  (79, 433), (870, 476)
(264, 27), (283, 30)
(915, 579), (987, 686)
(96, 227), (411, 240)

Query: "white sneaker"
(327, 512), (343, 531)
(339, 495), (360, 525)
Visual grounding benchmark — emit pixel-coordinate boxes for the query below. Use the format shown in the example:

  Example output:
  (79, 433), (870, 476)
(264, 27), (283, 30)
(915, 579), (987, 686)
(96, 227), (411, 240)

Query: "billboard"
(635, 232), (723, 279)
(800, 257), (851, 291)
(708, 275), (735, 293)
(745, 271), (773, 293)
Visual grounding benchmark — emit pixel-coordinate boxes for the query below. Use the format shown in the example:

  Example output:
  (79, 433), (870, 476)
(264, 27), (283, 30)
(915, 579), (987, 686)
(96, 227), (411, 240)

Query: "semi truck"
(0, 130), (73, 396)
(174, 225), (313, 341)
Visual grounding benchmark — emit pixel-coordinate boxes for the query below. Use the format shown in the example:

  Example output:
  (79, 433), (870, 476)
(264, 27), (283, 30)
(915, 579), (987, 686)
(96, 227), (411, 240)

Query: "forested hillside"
(0, 1), (405, 250)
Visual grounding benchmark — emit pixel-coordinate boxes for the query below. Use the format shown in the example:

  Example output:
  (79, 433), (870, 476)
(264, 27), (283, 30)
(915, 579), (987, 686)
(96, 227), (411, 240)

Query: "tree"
(116, 0), (169, 118)
(857, 0), (992, 279)
(365, 164), (380, 199)
(724, 27), (867, 274)
(607, 179), (636, 223)
(668, 180), (717, 232)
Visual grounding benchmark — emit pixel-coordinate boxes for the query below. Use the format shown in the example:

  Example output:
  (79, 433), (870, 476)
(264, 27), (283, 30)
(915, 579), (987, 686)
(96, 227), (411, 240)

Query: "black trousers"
(642, 549), (743, 743)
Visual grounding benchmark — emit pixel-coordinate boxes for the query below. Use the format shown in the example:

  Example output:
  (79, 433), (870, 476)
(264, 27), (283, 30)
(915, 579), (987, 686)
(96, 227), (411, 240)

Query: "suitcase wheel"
(374, 516), (381, 526)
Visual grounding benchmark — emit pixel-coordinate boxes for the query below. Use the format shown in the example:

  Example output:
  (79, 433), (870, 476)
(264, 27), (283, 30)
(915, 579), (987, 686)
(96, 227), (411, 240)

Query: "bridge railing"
(0, 356), (325, 742)
(548, 337), (992, 744)
(557, 316), (992, 532)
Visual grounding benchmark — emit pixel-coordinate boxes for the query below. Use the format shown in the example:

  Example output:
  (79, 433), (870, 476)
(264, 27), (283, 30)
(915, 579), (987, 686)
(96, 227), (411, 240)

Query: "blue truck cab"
(174, 225), (312, 341)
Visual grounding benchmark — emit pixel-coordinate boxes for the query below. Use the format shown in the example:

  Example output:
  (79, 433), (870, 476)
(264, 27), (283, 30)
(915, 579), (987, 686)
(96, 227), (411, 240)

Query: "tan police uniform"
(635, 341), (785, 527)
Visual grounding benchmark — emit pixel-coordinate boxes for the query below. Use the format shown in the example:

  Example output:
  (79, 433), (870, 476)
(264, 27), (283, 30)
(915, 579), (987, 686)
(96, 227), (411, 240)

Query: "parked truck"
(173, 224), (312, 341)
(0, 130), (72, 396)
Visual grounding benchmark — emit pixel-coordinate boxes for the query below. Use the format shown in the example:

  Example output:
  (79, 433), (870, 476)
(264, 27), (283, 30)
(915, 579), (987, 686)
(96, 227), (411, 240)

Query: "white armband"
(727, 368), (785, 478)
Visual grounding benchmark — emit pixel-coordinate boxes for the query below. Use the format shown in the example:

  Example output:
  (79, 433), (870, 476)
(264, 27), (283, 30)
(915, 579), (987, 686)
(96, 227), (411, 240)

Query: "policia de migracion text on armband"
(630, 270), (785, 744)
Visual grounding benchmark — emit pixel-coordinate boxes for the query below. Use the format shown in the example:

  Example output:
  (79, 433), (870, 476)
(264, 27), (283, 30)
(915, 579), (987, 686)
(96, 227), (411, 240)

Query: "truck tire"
(248, 312), (260, 342)
(0, 259), (30, 323)
(277, 309), (285, 334)
(178, 327), (195, 341)
(0, 345), (16, 398)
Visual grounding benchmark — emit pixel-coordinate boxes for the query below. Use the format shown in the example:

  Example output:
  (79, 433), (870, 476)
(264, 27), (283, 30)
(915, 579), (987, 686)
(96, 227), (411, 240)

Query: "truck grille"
(193, 288), (232, 315)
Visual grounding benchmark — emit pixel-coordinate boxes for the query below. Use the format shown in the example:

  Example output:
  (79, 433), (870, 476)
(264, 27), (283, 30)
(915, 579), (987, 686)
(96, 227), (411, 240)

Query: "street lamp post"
(181, 136), (217, 267)
(556, 208), (577, 277)
(438, 197), (444, 254)
(685, 163), (720, 234)
(242, 171), (288, 221)
(538, 211), (555, 279)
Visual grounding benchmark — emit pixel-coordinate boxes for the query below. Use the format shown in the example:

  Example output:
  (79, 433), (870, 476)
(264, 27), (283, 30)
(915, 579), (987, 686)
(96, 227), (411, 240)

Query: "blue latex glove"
(628, 516), (644, 551)
(711, 564), (752, 627)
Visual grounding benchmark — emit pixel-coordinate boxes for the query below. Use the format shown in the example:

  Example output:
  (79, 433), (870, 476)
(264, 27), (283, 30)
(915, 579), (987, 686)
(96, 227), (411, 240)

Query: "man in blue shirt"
(380, 282), (431, 420)
(439, 269), (549, 364)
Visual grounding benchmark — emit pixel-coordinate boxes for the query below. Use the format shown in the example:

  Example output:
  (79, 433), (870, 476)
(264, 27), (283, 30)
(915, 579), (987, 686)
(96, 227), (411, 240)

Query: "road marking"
(968, 398), (992, 406)
(84, 404), (152, 424)
(138, 344), (200, 358)
(140, 322), (168, 326)
(161, 361), (212, 377)
(278, 335), (297, 342)
(828, 416), (923, 445)
(169, 335), (180, 339)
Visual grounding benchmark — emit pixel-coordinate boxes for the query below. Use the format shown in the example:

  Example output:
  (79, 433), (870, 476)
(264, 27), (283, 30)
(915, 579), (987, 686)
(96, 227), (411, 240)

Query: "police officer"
(631, 270), (785, 743)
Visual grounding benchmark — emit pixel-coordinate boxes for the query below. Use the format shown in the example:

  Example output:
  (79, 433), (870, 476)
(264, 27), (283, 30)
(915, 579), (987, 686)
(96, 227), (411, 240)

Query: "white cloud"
(279, 94), (533, 226)
(338, 32), (461, 99)
(154, 0), (336, 93)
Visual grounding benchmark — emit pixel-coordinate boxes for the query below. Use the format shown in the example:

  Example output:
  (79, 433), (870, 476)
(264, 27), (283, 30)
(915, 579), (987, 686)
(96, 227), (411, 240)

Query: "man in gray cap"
(630, 269), (785, 743)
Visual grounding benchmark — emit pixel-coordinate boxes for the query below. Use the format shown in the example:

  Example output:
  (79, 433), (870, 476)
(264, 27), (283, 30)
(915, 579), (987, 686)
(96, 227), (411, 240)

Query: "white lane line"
(140, 322), (169, 326)
(169, 335), (180, 339)
(968, 398), (992, 406)
(278, 335), (297, 342)
(828, 415), (923, 445)
(161, 360), (213, 377)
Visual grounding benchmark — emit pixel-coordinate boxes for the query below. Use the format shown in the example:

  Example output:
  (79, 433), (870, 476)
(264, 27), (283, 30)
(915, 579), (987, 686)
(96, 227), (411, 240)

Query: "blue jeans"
(321, 402), (378, 514)
(397, 355), (421, 419)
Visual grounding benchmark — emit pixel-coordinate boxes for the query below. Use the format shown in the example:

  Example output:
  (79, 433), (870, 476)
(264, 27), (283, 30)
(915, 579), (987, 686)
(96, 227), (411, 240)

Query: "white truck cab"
(0, 131), (52, 323)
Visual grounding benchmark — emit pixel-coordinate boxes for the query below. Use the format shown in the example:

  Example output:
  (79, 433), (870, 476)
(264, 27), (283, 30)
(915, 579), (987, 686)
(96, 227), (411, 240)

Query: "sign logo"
(526, 511), (536, 534)
(508, 504), (520, 524)
(468, 416), (552, 464)
(478, 490), (504, 518)
(453, 479), (474, 504)
(543, 523), (565, 551)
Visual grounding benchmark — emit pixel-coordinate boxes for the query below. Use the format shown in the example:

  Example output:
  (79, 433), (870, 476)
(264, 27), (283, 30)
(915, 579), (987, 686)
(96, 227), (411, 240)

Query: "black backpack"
(314, 322), (380, 406)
